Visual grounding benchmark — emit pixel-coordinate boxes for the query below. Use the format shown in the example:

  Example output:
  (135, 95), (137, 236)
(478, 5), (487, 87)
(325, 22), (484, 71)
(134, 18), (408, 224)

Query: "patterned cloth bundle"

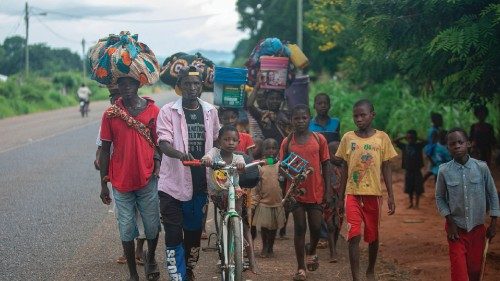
(159, 52), (215, 94)
(88, 31), (160, 87)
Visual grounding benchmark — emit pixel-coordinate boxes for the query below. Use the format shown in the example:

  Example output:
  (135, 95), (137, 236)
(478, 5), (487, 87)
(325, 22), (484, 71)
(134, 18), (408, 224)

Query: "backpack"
(282, 132), (321, 157)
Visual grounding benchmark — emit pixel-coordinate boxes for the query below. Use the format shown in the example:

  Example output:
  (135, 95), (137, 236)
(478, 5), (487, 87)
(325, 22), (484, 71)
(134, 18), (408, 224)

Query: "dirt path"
(378, 161), (500, 281)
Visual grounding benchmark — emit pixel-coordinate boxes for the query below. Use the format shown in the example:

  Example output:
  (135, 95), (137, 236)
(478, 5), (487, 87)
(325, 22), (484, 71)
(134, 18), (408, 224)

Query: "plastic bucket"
(214, 83), (246, 108)
(214, 66), (247, 108)
(259, 56), (288, 90)
(285, 75), (309, 109)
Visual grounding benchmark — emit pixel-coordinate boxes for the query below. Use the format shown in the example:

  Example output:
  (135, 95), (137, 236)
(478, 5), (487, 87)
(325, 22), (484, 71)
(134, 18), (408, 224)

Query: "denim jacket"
(435, 157), (500, 232)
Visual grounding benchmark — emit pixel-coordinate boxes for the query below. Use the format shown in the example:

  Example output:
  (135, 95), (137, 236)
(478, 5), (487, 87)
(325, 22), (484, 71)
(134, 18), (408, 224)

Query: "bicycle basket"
(211, 169), (231, 191)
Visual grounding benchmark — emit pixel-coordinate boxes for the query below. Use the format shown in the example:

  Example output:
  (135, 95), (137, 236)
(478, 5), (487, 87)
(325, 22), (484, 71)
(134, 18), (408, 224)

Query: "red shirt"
(100, 97), (159, 192)
(236, 132), (255, 154)
(279, 133), (330, 204)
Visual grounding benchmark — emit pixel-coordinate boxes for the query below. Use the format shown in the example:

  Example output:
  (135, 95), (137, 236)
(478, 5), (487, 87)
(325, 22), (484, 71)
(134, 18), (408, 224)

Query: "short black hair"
(262, 138), (278, 148)
(219, 107), (238, 116)
(473, 105), (488, 117)
(218, 125), (239, 139)
(290, 104), (311, 117)
(264, 89), (284, 98)
(430, 112), (443, 122)
(446, 127), (468, 141)
(314, 93), (330, 104)
(407, 129), (417, 137)
(353, 99), (374, 112)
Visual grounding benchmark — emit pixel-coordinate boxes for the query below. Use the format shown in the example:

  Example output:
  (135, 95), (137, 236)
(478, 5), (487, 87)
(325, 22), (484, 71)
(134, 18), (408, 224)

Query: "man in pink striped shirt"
(156, 66), (220, 281)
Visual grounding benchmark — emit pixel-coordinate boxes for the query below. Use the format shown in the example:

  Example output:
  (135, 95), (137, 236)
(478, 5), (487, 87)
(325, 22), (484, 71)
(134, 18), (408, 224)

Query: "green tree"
(233, 0), (340, 73)
(0, 36), (82, 76)
(306, 0), (500, 102)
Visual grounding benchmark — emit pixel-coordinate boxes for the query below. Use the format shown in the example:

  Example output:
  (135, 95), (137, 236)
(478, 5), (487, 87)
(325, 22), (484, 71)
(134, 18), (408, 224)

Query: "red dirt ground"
(377, 159), (500, 281)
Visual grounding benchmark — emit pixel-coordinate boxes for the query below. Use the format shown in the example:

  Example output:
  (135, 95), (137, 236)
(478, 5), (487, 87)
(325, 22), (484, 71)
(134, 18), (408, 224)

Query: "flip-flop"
(143, 251), (160, 281)
(306, 255), (319, 271)
(292, 269), (306, 281)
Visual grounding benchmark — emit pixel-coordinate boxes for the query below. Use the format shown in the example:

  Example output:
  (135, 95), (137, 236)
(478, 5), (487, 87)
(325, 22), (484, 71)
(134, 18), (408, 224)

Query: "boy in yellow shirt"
(336, 99), (397, 281)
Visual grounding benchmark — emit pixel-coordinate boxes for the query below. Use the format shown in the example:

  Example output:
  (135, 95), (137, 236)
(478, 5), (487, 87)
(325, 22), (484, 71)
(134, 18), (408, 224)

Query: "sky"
(0, 0), (247, 58)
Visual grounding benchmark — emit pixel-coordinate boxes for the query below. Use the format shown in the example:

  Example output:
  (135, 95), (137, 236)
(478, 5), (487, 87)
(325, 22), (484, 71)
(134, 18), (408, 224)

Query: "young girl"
(201, 125), (258, 273)
(278, 104), (330, 281)
(324, 141), (344, 263)
(252, 138), (286, 258)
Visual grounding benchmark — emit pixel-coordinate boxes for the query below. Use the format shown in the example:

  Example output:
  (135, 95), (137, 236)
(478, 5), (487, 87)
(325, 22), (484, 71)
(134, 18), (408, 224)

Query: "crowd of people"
(90, 32), (499, 281)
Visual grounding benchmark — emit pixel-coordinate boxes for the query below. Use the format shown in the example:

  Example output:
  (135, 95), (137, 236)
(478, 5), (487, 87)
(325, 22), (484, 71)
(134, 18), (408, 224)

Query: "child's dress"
(252, 162), (286, 230)
(323, 163), (343, 228)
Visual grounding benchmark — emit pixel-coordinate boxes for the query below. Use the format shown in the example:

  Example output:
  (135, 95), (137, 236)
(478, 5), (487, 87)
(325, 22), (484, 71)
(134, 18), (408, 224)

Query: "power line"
(30, 6), (218, 23)
(6, 13), (24, 37)
(32, 15), (80, 44)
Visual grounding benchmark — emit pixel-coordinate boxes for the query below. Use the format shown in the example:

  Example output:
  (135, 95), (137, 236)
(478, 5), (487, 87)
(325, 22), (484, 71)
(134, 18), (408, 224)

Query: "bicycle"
(182, 159), (267, 281)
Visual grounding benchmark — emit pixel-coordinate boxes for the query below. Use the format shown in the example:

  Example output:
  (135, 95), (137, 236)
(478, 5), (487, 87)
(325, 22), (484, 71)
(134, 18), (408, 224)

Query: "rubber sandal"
(116, 256), (127, 264)
(316, 240), (328, 249)
(292, 269), (307, 281)
(143, 251), (160, 281)
(306, 255), (319, 271)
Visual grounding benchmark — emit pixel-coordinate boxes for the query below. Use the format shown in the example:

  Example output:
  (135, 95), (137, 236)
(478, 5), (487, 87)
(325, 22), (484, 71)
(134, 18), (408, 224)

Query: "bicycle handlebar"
(182, 159), (269, 170)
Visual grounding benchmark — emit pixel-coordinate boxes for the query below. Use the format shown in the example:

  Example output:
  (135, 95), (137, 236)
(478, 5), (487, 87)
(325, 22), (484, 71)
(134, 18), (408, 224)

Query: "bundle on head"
(88, 31), (160, 87)
(159, 52), (215, 94)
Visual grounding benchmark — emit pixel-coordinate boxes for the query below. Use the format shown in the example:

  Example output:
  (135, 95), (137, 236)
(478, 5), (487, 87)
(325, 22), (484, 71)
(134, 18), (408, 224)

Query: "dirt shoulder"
(378, 161), (500, 281)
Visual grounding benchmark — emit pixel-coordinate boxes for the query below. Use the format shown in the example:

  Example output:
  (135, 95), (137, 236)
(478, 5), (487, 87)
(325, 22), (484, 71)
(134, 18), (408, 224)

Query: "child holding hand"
(252, 138), (286, 258)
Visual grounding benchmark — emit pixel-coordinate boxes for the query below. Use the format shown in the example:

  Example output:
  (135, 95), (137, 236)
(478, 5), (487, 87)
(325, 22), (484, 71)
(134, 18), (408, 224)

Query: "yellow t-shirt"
(335, 130), (397, 195)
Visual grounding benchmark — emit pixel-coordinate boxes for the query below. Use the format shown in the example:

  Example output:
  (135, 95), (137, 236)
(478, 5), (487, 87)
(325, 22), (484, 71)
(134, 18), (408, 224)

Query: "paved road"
(0, 91), (409, 281)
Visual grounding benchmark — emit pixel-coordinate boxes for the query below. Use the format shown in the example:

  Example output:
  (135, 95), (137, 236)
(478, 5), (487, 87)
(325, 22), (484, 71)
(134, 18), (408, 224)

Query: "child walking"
(470, 105), (496, 166)
(394, 130), (426, 209)
(323, 141), (344, 263)
(201, 125), (258, 273)
(252, 138), (286, 258)
(435, 128), (499, 281)
(336, 99), (397, 281)
(278, 104), (330, 281)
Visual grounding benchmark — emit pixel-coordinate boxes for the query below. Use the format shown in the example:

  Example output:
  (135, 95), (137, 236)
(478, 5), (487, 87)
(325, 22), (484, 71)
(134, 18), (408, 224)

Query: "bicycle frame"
(183, 159), (264, 280)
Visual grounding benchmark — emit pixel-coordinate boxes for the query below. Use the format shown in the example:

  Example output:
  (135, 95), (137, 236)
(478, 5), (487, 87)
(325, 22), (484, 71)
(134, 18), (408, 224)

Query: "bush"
(309, 79), (499, 138)
(0, 71), (109, 119)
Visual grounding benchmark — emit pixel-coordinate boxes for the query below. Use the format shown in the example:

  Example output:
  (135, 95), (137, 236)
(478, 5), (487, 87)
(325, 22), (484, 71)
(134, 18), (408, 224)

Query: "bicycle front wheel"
(224, 216), (243, 281)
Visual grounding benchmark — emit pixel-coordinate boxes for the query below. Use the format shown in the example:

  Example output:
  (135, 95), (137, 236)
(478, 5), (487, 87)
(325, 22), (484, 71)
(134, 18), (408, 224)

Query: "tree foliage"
(233, 0), (341, 73)
(306, 0), (500, 102)
(0, 36), (82, 76)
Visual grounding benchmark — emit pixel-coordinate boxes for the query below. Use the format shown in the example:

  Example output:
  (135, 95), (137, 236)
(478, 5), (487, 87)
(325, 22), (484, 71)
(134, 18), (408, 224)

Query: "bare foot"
(407, 204), (413, 209)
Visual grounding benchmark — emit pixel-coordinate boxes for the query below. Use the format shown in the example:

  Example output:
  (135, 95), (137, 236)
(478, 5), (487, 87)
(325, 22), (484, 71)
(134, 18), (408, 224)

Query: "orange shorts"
(345, 195), (382, 243)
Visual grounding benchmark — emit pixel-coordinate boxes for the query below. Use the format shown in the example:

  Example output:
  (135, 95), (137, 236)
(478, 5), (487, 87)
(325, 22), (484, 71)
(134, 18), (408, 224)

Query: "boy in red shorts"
(336, 99), (397, 281)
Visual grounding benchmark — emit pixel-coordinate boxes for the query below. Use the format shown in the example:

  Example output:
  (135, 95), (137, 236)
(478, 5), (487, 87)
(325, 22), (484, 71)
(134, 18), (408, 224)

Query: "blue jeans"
(113, 176), (161, 242)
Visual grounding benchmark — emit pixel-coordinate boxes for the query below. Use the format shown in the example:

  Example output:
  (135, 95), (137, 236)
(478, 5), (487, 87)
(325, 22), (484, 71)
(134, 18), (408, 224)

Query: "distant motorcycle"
(79, 99), (89, 117)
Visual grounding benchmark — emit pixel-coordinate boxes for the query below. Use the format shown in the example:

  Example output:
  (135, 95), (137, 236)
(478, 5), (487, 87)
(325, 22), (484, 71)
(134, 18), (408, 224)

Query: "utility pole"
(297, 0), (303, 50)
(81, 38), (86, 81)
(24, 1), (29, 77)
(297, 0), (303, 75)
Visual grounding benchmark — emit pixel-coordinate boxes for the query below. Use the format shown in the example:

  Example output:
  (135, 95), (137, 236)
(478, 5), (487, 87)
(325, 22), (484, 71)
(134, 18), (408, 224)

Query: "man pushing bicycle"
(156, 66), (220, 281)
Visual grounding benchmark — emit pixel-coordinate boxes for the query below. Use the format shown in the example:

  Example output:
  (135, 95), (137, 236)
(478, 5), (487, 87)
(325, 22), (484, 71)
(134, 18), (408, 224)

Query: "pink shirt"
(156, 98), (220, 201)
